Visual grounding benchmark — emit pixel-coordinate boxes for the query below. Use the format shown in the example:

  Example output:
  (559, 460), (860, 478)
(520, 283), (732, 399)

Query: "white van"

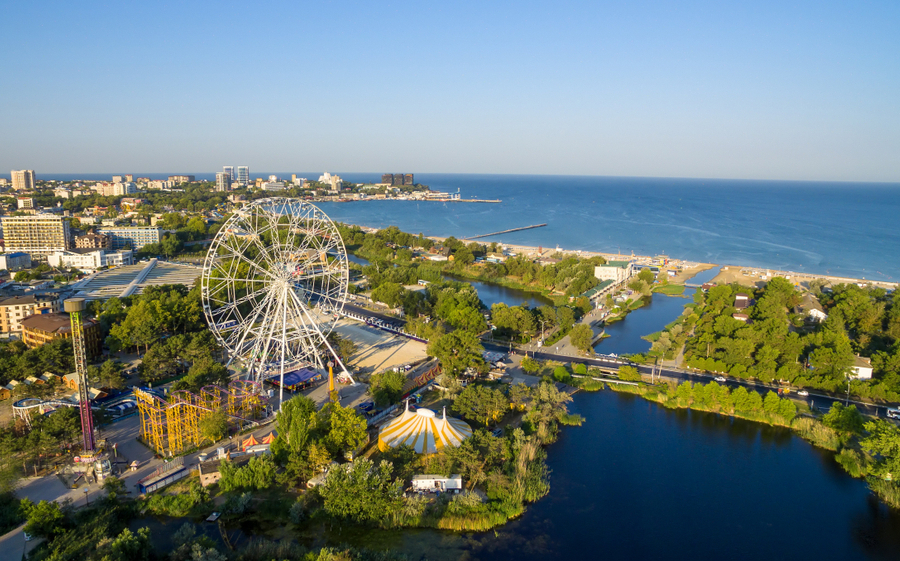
(887, 408), (900, 419)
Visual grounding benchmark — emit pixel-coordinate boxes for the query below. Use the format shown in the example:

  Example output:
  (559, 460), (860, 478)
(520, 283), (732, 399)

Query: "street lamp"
(83, 487), (89, 506)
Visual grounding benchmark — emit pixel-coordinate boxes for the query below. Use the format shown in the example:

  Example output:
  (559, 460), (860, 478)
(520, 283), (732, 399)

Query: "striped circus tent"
(378, 404), (473, 454)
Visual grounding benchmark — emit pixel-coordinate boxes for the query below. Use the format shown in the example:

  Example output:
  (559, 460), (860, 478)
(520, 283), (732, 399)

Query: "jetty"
(467, 223), (547, 240)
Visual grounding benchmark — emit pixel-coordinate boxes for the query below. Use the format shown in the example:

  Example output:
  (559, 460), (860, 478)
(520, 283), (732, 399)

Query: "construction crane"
(65, 298), (95, 453)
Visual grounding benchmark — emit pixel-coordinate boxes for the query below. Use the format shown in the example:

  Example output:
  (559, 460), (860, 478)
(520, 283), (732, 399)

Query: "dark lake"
(311, 391), (900, 560)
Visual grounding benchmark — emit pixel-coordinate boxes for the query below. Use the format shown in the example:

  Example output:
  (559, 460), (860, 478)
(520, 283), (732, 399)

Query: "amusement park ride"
(133, 199), (353, 456)
(18, 200), (352, 463)
(200, 198), (353, 406)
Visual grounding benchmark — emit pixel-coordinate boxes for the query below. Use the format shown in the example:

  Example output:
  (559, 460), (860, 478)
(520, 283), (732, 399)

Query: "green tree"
(569, 324), (594, 353)
(520, 356), (540, 374)
(618, 365), (642, 382)
(199, 410), (228, 443)
(271, 395), (317, 460)
(21, 499), (64, 538)
(822, 403), (865, 433)
(427, 331), (485, 376)
(172, 357), (229, 392)
(860, 419), (900, 479)
(98, 359), (125, 389)
(105, 527), (152, 561)
(369, 370), (406, 406)
(552, 365), (571, 383)
(321, 403), (368, 457)
(453, 384), (508, 426)
(218, 455), (277, 492)
(319, 458), (403, 523)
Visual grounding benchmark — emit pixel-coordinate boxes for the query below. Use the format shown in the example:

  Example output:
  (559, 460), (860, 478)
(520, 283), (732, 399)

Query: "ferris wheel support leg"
(289, 289), (356, 385)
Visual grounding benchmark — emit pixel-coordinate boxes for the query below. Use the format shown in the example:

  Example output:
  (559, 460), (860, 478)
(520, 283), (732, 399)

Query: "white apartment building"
(92, 182), (138, 196)
(97, 226), (161, 250)
(216, 172), (231, 192)
(47, 248), (134, 271)
(594, 261), (635, 284)
(236, 166), (249, 185)
(11, 170), (35, 191)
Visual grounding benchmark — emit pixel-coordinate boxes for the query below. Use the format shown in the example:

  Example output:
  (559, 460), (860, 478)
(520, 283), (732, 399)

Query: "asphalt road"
(485, 341), (897, 417)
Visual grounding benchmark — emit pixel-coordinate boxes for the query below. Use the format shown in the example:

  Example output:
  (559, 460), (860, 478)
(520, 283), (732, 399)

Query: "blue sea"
(322, 174), (900, 282)
(40, 172), (900, 281)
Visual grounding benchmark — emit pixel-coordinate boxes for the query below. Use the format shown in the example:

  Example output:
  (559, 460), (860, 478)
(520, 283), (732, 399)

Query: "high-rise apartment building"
(11, 170), (35, 191)
(96, 227), (161, 250)
(223, 166), (235, 181)
(0, 215), (71, 257)
(236, 166), (249, 185)
(216, 172), (232, 192)
(381, 173), (414, 186)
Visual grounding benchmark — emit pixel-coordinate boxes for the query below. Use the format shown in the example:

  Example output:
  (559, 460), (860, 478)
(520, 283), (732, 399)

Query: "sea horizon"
(25, 172), (900, 282)
(30, 171), (900, 186)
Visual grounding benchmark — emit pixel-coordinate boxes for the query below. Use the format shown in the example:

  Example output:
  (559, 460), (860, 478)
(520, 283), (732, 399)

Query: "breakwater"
(466, 223), (548, 240)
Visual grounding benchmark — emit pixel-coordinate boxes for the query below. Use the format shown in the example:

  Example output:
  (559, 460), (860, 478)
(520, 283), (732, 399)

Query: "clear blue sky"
(2, 0), (898, 181)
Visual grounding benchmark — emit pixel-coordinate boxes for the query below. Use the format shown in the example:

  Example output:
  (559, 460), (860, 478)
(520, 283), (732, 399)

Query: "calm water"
(345, 254), (551, 309)
(314, 174), (900, 282)
(443, 274), (552, 310)
(41, 172), (900, 280)
(308, 391), (900, 560)
(593, 290), (694, 355)
(594, 266), (721, 354)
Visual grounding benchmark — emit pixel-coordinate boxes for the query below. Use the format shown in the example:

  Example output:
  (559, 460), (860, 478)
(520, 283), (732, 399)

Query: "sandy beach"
(426, 235), (898, 291)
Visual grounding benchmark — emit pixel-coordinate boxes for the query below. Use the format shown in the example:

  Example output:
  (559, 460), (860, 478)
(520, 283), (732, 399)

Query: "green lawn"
(652, 284), (685, 295)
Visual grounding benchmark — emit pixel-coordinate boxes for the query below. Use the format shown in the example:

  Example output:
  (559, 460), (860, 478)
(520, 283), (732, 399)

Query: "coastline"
(421, 234), (898, 291)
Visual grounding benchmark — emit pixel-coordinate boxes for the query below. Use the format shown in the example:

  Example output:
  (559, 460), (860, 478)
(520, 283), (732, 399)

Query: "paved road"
(339, 303), (900, 418)
(484, 341), (898, 417)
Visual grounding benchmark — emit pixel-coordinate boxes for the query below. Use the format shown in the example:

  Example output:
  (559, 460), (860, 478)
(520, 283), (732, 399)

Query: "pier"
(466, 223), (547, 240)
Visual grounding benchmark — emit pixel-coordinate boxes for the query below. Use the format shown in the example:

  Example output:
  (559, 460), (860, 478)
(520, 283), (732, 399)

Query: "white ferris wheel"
(200, 198), (352, 398)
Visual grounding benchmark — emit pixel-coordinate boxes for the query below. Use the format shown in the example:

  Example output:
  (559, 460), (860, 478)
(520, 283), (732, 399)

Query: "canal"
(592, 266), (720, 355)
(347, 253), (551, 309)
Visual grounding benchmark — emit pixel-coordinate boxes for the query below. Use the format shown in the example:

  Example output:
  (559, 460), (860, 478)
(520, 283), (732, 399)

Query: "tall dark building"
(381, 173), (414, 186)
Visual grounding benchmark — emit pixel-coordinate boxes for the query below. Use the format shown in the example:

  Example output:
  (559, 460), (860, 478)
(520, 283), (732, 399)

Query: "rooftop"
(72, 259), (201, 299)
(0, 294), (57, 307)
(21, 312), (97, 334)
(601, 260), (632, 269)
